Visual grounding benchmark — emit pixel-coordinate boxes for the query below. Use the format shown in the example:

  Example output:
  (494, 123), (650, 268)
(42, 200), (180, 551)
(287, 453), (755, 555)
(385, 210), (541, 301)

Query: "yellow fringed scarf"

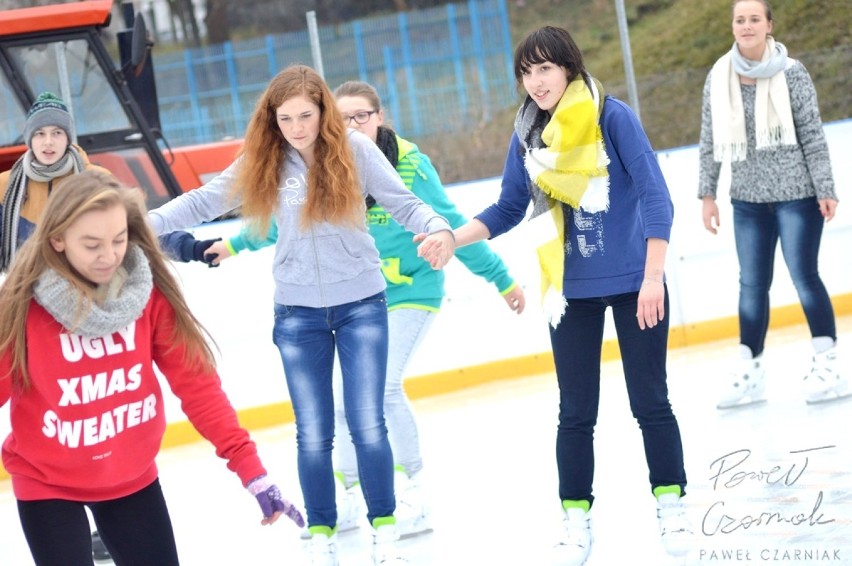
(519, 77), (609, 327)
(524, 78), (610, 212)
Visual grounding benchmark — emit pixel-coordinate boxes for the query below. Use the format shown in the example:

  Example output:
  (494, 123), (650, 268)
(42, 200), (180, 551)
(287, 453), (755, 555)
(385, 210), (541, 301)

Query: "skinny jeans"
(272, 292), (395, 529)
(732, 197), (836, 357)
(551, 289), (686, 505)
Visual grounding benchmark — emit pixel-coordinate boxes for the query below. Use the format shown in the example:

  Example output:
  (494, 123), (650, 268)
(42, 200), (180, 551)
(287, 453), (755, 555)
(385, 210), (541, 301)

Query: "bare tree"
(164, 0), (187, 44)
(181, 0), (202, 47)
(163, 0), (200, 48)
(205, 0), (231, 44)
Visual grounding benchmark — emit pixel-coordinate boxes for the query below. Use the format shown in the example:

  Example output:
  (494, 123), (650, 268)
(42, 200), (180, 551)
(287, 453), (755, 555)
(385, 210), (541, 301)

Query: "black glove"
(159, 232), (222, 266)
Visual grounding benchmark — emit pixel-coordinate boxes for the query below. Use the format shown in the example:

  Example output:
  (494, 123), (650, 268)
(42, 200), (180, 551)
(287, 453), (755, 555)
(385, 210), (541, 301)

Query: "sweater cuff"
(232, 454), (267, 487)
(499, 280), (518, 296)
(425, 217), (453, 237)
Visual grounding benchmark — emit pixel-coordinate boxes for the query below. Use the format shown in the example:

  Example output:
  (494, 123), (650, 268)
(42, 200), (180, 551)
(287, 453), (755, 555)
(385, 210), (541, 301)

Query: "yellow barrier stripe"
(2, 293), (849, 482)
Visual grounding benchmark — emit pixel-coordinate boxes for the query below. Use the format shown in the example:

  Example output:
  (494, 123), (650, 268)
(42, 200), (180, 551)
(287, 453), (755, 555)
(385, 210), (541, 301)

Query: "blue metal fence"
(153, 0), (515, 147)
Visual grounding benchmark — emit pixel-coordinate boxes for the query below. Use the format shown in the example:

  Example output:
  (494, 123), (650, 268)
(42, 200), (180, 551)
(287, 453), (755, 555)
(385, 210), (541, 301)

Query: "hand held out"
(247, 475), (305, 527)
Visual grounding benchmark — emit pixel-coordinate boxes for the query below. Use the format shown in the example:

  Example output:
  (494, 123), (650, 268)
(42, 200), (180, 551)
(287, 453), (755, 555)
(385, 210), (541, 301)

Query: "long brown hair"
(0, 171), (216, 387)
(235, 64), (363, 233)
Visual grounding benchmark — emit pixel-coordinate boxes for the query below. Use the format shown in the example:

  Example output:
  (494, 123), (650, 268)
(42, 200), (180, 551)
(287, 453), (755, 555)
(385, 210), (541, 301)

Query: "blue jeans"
(732, 198), (836, 357)
(272, 292), (395, 529)
(334, 308), (436, 485)
(550, 289), (686, 505)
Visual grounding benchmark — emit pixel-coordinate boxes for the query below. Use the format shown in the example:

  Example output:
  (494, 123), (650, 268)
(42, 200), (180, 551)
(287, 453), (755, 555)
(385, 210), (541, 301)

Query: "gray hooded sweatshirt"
(149, 130), (451, 307)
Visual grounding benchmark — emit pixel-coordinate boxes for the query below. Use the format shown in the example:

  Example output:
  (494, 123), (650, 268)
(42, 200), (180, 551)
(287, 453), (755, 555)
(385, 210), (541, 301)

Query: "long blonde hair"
(236, 64), (363, 233)
(0, 170), (216, 388)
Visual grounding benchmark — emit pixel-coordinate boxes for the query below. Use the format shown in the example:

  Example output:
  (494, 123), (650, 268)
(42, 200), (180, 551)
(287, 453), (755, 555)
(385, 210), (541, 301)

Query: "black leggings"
(17, 478), (180, 566)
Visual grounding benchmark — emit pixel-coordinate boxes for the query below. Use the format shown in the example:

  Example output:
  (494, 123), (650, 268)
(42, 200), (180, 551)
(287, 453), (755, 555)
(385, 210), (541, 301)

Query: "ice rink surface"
(1, 316), (850, 566)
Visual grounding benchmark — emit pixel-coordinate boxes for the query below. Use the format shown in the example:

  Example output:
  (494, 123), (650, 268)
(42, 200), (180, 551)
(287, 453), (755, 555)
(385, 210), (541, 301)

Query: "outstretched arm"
(205, 220), (278, 265)
(149, 290), (303, 527)
(453, 218), (491, 248)
(158, 220), (278, 266)
(158, 232), (222, 266)
(415, 217), (489, 270)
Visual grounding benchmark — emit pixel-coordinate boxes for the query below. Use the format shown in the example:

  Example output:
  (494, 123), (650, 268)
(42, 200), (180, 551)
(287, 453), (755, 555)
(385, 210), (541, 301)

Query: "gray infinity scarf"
(33, 245), (153, 337)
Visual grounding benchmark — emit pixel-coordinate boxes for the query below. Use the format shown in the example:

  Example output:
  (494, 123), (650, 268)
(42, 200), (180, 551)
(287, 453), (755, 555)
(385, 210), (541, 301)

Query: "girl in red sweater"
(0, 170), (304, 565)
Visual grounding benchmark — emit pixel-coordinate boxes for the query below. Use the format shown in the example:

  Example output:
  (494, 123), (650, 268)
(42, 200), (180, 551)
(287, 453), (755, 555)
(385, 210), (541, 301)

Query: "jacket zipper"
(309, 225), (325, 307)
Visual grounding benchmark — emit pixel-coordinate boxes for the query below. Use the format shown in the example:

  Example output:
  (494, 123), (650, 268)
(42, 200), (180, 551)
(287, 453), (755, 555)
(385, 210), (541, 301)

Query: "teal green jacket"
(227, 136), (516, 311)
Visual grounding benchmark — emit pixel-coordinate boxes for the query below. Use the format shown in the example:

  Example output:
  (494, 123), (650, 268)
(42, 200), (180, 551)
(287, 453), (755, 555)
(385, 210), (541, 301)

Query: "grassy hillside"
(419, 0), (851, 183)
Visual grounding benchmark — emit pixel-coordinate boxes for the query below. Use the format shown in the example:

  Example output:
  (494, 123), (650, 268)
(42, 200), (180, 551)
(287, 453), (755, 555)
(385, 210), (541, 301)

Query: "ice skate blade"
(716, 397), (767, 410)
(398, 525), (434, 540)
(805, 390), (852, 405)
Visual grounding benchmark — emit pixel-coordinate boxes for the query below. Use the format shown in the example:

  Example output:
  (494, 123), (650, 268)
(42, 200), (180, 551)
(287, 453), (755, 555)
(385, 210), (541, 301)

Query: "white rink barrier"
(1, 121), (849, 442)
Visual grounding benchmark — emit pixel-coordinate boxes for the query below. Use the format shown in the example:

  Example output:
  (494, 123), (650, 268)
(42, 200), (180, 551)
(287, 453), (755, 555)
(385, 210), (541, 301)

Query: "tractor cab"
(0, 0), (232, 209)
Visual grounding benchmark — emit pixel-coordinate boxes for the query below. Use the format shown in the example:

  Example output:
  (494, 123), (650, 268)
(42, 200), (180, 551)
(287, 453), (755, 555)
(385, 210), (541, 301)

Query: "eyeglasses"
(343, 110), (377, 125)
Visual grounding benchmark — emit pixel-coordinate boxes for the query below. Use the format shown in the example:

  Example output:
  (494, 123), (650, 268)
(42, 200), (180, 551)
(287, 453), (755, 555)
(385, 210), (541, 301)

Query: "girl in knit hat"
(0, 92), (109, 272)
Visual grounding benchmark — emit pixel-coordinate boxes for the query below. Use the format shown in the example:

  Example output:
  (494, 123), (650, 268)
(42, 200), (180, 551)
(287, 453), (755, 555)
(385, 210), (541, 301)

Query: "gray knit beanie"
(23, 92), (74, 147)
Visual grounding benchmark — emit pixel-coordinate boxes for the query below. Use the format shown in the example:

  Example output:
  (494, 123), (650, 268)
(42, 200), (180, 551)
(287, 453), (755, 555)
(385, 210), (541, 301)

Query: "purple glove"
(247, 475), (305, 527)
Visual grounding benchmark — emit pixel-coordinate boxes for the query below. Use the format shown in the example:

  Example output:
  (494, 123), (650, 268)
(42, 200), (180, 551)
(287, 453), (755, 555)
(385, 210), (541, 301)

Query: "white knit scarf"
(709, 36), (796, 162)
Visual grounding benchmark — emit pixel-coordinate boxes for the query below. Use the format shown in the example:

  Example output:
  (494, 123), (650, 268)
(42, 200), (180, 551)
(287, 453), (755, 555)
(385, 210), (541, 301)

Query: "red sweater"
(0, 287), (265, 501)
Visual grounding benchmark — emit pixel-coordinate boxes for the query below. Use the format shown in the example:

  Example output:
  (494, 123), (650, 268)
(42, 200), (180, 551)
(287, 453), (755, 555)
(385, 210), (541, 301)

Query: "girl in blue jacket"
(437, 26), (691, 566)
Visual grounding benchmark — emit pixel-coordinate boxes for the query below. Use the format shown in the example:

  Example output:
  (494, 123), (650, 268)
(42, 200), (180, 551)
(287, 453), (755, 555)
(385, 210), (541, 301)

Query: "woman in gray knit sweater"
(698, 0), (843, 409)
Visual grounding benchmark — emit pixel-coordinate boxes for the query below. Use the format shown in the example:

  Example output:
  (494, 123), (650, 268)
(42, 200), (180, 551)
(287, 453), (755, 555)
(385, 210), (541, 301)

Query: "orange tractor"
(0, 0), (240, 206)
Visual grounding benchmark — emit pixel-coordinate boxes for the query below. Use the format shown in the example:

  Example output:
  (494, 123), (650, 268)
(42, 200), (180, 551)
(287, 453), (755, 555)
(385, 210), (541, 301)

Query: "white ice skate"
(372, 523), (410, 565)
(394, 469), (433, 539)
(656, 493), (694, 557)
(804, 346), (849, 404)
(299, 478), (363, 540)
(306, 532), (339, 566)
(717, 347), (766, 409)
(552, 507), (592, 566)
